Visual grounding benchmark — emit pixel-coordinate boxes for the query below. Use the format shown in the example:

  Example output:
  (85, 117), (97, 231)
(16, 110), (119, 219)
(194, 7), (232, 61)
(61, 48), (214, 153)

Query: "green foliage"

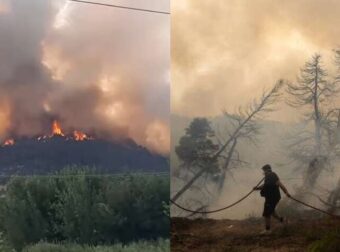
(0, 177), (59, 251)
(308, 228), (340, 252)
(0, 167), (169, 251)
(23, 239), (169, 252)
(162, 201), (170, 217)
(175, 118), (219, 174)
(0, 232), (13, 252)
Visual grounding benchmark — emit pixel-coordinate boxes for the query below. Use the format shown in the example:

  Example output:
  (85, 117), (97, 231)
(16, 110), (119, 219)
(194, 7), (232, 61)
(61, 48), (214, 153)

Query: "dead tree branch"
(171, 80), (284, 202)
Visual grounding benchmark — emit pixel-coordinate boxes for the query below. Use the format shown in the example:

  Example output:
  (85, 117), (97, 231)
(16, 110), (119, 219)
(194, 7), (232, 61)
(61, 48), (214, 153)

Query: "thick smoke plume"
(0, 0), (169, 154)
(172, 0), (340, 122)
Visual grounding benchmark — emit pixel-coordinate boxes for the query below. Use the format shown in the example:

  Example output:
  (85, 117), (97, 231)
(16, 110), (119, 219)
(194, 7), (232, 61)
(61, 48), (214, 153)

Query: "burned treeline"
(285, 51), (340, 211)
(171, 80), (284, 216)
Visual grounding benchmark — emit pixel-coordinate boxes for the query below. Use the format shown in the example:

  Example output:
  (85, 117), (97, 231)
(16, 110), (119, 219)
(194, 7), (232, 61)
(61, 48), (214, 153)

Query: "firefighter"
(254, 164), (291, 233)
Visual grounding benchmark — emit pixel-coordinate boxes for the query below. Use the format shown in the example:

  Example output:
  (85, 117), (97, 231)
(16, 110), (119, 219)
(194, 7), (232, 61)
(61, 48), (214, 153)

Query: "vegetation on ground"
(171, 216), (340, 252)
(0, 167), (169, 251)
(309, 228), (340, 252)
(23, 239), (169, 252)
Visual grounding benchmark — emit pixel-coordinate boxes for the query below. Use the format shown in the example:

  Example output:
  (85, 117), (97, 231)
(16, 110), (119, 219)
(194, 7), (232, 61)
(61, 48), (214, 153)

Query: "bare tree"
(286, 54), (340, 190)
(171, 80), (284, 202)
(214, 108), (260, 193)
(287, 54), (330, 155)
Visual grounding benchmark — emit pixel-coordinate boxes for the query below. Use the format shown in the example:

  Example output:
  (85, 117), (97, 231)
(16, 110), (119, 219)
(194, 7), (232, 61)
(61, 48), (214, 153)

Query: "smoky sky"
(0, 0), (170, 154)
(172, 0), (340, 122)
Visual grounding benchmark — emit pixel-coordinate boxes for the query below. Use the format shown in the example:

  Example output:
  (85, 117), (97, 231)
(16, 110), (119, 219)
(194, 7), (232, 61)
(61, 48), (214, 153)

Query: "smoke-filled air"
(171, 1), (340, 250)
(0, 0), (170, 155)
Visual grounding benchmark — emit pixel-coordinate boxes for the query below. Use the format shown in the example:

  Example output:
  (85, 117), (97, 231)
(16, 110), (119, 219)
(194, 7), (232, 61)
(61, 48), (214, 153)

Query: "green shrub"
(0, 167), (169, 250)
(0, 231), (13, 252)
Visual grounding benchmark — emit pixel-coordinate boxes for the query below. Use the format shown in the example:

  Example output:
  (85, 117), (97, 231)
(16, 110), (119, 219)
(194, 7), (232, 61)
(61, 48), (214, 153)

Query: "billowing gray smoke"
(0, 0), (170, 154)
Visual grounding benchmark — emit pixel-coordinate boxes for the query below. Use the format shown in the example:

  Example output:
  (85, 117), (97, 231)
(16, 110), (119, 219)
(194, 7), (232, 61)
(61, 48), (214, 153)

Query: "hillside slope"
(0, 136), (168, 175)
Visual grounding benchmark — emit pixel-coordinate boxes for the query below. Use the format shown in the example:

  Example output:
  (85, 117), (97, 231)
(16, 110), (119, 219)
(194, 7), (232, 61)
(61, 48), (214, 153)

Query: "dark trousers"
(262, 198), (280, 217)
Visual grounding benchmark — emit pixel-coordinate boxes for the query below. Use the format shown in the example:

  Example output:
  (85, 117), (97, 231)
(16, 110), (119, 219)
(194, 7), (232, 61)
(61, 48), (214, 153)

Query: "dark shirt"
(263, 172), (281, 202)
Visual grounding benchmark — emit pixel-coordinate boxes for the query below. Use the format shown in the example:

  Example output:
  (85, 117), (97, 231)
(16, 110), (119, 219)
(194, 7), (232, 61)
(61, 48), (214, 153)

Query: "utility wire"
(68, 0), (170, 15)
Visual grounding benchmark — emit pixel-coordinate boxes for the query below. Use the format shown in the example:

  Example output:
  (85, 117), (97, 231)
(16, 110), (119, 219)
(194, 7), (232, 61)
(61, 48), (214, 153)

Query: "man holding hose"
(254, 164), (291, 234)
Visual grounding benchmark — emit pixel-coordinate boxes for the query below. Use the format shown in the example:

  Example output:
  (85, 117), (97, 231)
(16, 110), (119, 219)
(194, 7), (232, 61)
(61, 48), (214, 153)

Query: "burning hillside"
(0, 0), (170, 155)
(0, 120), (168, 177)
(3, 120), (92, 146)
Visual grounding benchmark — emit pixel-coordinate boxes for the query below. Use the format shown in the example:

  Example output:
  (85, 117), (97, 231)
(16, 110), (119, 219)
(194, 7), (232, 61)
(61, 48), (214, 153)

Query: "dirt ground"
(171, 217), (340, 252)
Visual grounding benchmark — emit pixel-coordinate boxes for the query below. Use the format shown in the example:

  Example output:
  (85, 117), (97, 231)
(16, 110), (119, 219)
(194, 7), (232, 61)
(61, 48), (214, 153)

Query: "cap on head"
(262, 164), (272, 172)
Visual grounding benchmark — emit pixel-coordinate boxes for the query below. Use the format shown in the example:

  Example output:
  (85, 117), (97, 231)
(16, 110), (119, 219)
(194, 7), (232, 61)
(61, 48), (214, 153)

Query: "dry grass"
(171, 217), (340, 252)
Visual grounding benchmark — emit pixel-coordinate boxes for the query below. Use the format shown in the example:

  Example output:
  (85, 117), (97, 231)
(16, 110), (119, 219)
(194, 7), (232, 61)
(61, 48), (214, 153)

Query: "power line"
(68, 0), (170, 15)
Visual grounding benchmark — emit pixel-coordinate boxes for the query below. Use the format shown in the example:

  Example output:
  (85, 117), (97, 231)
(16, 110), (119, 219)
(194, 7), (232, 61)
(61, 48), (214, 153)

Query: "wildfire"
(3, 138), (14, 146)
(73, 130), (88, 141)
(52, 120), (64, 136)
(2, 120), (93, 147)
(51, 120), (91, 141)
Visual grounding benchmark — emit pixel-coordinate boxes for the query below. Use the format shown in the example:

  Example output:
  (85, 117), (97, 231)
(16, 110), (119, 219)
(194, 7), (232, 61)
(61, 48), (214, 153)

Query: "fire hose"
(170, 177), (340, 218)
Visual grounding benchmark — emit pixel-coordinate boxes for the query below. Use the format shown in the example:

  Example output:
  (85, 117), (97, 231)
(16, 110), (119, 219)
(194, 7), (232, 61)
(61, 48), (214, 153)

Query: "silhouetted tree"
(286, 53), (340, 190)
(175, 118), (219, 175)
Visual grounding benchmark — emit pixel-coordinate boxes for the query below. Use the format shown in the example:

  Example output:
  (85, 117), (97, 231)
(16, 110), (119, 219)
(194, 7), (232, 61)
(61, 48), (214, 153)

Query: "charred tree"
(286, 54), (339, 190)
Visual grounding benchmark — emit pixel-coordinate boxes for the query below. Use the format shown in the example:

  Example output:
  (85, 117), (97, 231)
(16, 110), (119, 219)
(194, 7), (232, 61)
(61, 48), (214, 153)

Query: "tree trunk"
(217, 138), (237, 192)
(313, 67), (321, 156)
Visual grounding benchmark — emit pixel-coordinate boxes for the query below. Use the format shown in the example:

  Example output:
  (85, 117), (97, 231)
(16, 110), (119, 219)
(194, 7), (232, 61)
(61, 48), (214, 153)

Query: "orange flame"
(73, 130), (88, 141)
(2, 120), (94, 145)
(52, 120), (64, 136)
(3, 138), (14, 146)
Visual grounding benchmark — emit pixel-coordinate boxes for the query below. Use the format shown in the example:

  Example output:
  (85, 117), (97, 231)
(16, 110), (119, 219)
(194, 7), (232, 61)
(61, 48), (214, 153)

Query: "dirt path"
(171, 217), (340, 252)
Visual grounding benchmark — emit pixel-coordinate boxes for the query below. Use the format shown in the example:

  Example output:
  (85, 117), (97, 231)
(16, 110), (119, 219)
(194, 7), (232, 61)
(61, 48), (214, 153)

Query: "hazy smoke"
(172, 0), (340, 122)
(0, 0), (170, 154)
(171, 117), (340, 219)
(171, 0), (340, 218)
